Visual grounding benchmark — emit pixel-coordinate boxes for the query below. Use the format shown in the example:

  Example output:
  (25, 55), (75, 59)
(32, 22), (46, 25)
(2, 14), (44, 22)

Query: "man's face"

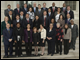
(67, 6), (70, 11)
(20, 12), (24, 15)
(26, 14), (29, 18)
(17, 4), (20, 8)
(6, 24), (10, 28)
(43, 3), (46, 8)
(24, 4), (27, 8)
(17, 24), (20, 28)
(38, 5), (41, 9)
(7, 6), (11, 9)
(70, 20), (74, 24)
(52, 3), (55, 7)
(16, 16), (19, 20)
(33, 3), (36, 7)
(43, 11), (47, 15)
(9, 11), (12, 15)
(48, 9), (51, 12)
(63, 3), (66, 7)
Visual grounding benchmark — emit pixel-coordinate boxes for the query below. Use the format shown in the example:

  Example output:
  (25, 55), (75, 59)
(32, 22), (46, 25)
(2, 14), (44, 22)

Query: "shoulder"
(1, 21), (5, 24)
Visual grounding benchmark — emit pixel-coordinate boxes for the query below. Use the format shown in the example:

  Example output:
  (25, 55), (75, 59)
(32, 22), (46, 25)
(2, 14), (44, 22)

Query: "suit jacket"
(63, 28), (71, 40)
(41, 16), (49, 29)
(22, 18), (33, 29)
(49, 6), (57, 14)
(68, 24), (78, 38)
(65, 10), (74, 19)
(41, 7), (48, 12)
(1, 21), (11, 35)
(61, 7), (67, 13)
(13, 19), (22, 28)
(65, 18), (71, 24)
(35, 9), (43, 18)
(14, 8), (22, 17)
(19, 15), (25, 20)
(13, 27), (24, 42)
(21, 7), (29, 16)
(24, 29), (33, 42)
(4, 9), (13, 16)
(3, 28), (13, 45)
(32, 7), (38, 13)
(7, 14), (15, 24)
(47, 28), (56, 42)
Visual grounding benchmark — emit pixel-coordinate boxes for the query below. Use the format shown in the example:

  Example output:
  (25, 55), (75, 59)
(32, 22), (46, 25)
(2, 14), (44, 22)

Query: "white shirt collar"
(52, 6), (55, 9)
(67, 10), (70, 12)
(17, 8), (19, 10)
(38, 9), (41, 11)
(9, 15), (12, 17)
(44, 15), (47, 18)
(16, 20), (19, 22)
(26, 18), (29, 20)
(48, 12), (51, 14)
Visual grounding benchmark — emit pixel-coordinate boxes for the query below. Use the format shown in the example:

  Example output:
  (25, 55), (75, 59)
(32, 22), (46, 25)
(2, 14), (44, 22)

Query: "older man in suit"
(3, 23), (13, 58)
(4, 4), (13, 16)
(69, 20), (78, 50)
(32, 2), (38, 14)
(14, 4), (22, 17)
(41, 3), (48, 13)
(49, 2), (57, 15)
(22, 3), (29, 16)
(35, 4), (43, 19)
(65, 6), (74, 19)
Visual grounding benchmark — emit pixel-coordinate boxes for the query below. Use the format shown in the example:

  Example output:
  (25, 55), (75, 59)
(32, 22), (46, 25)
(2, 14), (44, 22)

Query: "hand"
(22, 40), (25, 43)
(50, 37), (52, 40)
(37, 42), (39, 44)
(69, 40), (71, 43)
(11, 24), (13, 27)
(9, 39), (11, 42)
(60, 39), (62, 42)
(14, 40), (17, 43)
(42, 40), (44, 43)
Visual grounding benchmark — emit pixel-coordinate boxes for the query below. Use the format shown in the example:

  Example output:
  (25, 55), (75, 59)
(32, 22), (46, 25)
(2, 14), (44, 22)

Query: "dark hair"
(59, 14), (64, 20)
(7, 4), (11, 6)
(16, 14), (20, 17)
(16, 22), (20, 25)
(40, 24), (44, 28)
(43, 2), (46, 5)
(26, 13), (29, 16)
(24, 3), (27, 5)
(57, 7), (61, 12)
(48, 8), (51, 10)
(67, 5), (70, 8)
(33, 27), (38, 32)
(64, 24), (69, 28)
(38, 4), (41, 6)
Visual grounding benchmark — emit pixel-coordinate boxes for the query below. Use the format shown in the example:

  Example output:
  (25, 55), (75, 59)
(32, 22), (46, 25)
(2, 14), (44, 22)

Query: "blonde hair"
(4, 16), (9, 21)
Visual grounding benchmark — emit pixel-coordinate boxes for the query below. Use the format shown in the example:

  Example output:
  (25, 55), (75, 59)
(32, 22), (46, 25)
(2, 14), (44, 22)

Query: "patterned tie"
(10, 16), (12, 20)
(44, 17), (46, 26)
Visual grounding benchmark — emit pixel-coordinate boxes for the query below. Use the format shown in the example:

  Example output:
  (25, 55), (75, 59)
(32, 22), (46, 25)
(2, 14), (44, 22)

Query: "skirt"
(39, 39), (45, 47)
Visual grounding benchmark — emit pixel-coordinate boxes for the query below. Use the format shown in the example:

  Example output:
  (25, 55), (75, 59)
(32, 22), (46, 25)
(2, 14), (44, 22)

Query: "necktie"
(49, 13), (50, 16)
(27, 20), (29, 23)
(44, 17), (46, 26)
(34, 8), (36, 12)
(53, 8), (54, 12)
(63, 8), (65, 12)
(8, 30), (10, 34)
(10, 16), (12, 20)
(67, 11), (69, 14)
(18, 9), (19, 13)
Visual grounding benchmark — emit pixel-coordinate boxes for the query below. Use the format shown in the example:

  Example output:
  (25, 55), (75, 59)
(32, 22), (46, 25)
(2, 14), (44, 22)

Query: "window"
(65, 1), (76, 10)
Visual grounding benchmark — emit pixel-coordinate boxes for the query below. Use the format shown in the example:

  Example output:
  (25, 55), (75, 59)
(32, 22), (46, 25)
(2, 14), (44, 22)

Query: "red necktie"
(44, 17), (46, 26)
(53, 8), (54, 12)
(18, 9), (19, 13)
(27, 20), (29, 23)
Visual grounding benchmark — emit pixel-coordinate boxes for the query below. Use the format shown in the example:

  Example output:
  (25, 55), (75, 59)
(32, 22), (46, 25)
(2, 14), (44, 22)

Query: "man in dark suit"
(61, 3), (67, 14)
(23, 14), (33, 29)
(41, 3), (48, 13)
(32, 2), (38, 14)
(65, 14), (71, 24)
(4, 4), (13, 16)
(41, 11), (49, 29)
(14, 4), (22, 17)
(7, 10), (15, 24)
(20, 11), (25, 20)
(69, 20), (78, 50)
(3, 23), (13, 58)
(65, 5), (74, 19)
(13, 22), (24, 57)
(13, 15), (22, 28)
(22, 3), (29, 16)
(35, 4), (43, 19)
(49, 2), (57, 14)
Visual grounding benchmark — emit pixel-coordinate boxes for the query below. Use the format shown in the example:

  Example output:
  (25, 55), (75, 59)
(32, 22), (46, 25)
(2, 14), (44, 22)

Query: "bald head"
(52, 2), (55, 7)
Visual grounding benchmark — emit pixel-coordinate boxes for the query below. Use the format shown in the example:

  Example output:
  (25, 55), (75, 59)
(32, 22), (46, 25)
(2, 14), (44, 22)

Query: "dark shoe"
(4, 55), (8, 58)
(60, 52), (62, 55)
(16, 55), (18, 57)
(73, 48), (75, 50)
(51, 54), (54, 56)
(55, 52), (59, 54)
(64, 53), (68, 55)
(47, 53), (50, 55)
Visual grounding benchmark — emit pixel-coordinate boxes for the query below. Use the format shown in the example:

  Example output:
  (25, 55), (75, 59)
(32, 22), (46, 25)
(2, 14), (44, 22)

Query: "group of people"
(1, 2), (78, 58)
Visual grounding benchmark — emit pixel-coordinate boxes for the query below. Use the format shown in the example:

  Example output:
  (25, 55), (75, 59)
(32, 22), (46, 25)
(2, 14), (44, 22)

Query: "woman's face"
(58, 8), (61, 12)
(60, 15), (63, 19)
(50, 24), (53, 29)
(5, 17), (8, 22)
(27, 24), (30, 29)
(29, 8), (32, 12)
(34, 28), (37, 32)
(65, 25), (68, 29)
(51, 19), (54, 23)
(40, 25), (43, 29)
(57, 24), (60, 28)
(36, 16), (39, 20)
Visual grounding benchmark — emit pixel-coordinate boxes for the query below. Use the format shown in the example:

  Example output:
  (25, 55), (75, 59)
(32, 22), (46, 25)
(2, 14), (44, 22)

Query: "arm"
(69, 29), (71, 41)
(22, 28), (24, 40)
(43, 29), (46, 40)
(37, 33), (39, 42)
(61, 29), (64, 40)
(1, 22), (3, 35)
(72, 11), (74, 19)
(13, 28), (16, 41)
(76, 25), (78, 37)
(52, 29), (56, 41)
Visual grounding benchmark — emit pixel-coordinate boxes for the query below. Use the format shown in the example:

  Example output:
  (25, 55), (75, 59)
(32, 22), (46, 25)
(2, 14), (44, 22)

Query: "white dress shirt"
(52, 7), (55, 10)
(71, 25), (74, 28)
(20, 15), (23, 19)
(67, 10), (70, 13)
(16, 19), (19, 22)
(38, 9), (41, 12)
(26, 18), (29, 21)
(48, 12), (51, 16)
(44, 15), (47, 19)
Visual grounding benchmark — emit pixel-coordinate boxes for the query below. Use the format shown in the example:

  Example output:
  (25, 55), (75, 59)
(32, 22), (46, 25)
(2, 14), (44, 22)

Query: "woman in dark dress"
(24, 24), (33, 56)
(32, 27), (39, 56)
(33, 15), (42, 30)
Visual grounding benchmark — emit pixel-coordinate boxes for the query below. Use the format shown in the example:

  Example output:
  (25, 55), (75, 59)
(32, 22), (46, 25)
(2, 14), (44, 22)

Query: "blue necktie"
(34, 8), (36, 12)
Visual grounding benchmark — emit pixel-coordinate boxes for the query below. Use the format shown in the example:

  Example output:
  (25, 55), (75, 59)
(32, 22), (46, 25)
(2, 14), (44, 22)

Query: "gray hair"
(56, 23), (60, 26)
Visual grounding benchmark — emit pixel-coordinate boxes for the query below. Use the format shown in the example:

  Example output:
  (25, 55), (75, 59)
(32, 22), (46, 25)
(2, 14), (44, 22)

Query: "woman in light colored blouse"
(27, 7), (35, 22)
(38, 24), (46, 56)
(57, 14), (65, 29)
